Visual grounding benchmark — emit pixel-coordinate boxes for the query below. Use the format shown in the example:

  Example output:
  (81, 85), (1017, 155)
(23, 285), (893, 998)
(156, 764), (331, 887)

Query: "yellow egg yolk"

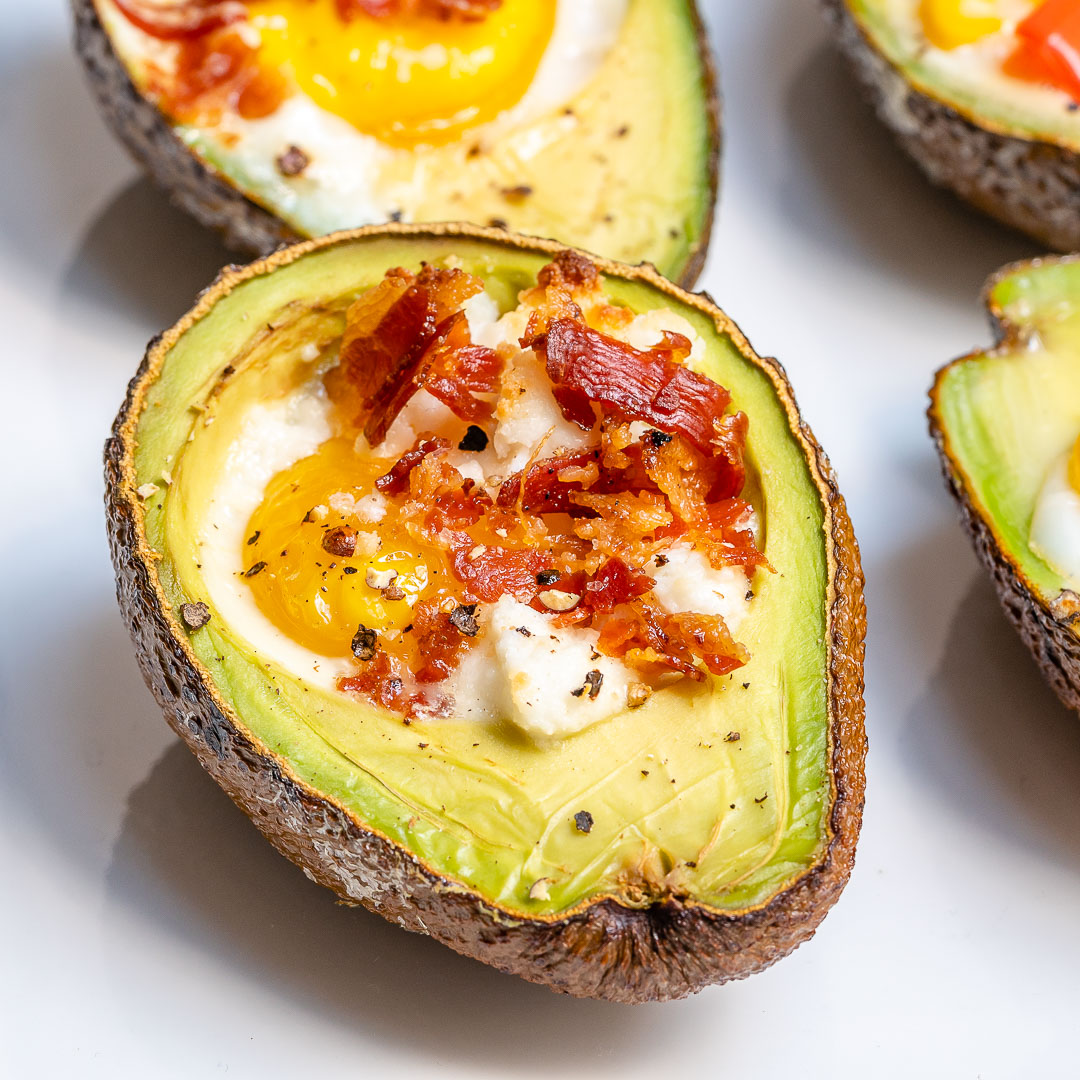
(919, 0), (1006, 49)
(249, 0), (557, 147)
(1068, 433), (1080, 494)
(242, 436), (447, 657)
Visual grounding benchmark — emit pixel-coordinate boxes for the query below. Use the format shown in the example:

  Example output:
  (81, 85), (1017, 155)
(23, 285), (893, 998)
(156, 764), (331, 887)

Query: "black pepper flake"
(275, 144), (309, 176)
(323, 526), (357, 558)
(536, 569), (560, 586)
(179, 602), (211, 630)
(645, 429), (672, 447)
(685, 860), (697, 869)
(573, 811), (594, 834)
(246, 531), (261, 546)
(501, 184), (533, 201)
(1069, 101), (1079, 111)
(389, 209), (403, 222)
(754, 793), (768, 804)
(449, 604), (479, 637)
(403, 624), (414, 634)
(515, 626), (533, 637)
(654, 554), (669, 567)
(244, 561), (268, 578)
(641, 769), (649, 777)
(742, 682), (750, 690)
(351, 625), (378, 661)
(343, 566), (359, 575)
(615, 124), (630, 137)
(724, 731), (741, 742)
(584, 670), (603, 700)
(222, 364), (235, 377)
(745, 589), (754, 602)
(302, 508), (317, 523)
(487, 217), (509, 229)
(458, 425), (489, 452)
(418, 742), (429, 750)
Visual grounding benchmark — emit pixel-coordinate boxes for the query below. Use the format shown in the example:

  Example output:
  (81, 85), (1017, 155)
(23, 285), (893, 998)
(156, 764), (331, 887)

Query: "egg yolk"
(249, 0), (556, 147)
(243, 436), (446, 657)
(1068, 434), (1080, 494)
(919, 0), (1005, 49)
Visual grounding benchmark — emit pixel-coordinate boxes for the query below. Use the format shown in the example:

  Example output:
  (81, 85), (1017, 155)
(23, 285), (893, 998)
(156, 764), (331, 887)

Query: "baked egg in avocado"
(825, 0), (1080, 250)
(105, 224), (866, 1001)
(931, 254), (1080, 715)
(74, 0), (719, 285)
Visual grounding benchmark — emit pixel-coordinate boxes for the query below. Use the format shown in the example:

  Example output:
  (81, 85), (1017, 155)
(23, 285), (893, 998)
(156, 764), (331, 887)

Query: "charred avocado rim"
(72, 0), (721, 289)
(822, 0), (1080, 252)
(105, 222), (866, 1001)
(929, 254), (1080, 715)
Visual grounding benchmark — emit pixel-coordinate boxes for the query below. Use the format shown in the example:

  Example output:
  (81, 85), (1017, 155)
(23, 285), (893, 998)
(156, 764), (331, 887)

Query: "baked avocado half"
(72, 0), (719, 287)
(105, 223), (865, 1002)
(823, 0), (1080, 250)
(931, 256), (1080, 713)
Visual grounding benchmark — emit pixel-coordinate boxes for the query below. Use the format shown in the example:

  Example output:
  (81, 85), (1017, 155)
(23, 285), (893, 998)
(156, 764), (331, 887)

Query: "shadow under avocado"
(781, 42), (1041, 304)
(903, 576), (1080, 870)
(105, 743), (694, 1067)
(61, 178), (233, 332)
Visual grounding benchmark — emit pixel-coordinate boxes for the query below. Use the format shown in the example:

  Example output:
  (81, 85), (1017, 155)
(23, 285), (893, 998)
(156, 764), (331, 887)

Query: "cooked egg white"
(105, 0), (628, 238)
(1030, 438), (1080, 587)
(199, 292), (755, 739)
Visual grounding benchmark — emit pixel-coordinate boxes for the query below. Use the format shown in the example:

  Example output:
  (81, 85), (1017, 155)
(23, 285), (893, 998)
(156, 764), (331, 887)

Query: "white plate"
(1, 2), (1076, 1076)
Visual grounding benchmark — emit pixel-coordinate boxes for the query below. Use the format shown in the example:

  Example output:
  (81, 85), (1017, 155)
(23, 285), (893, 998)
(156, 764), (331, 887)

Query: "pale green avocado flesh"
(133, 234), (832, 918)
(98, 0), (715, 283)
(848, 0), (1080, 148)
(936, 258), (1080, 602)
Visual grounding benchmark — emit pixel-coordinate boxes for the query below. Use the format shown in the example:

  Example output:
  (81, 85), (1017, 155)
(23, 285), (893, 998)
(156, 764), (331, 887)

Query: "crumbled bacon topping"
(321, 255), (767, 713)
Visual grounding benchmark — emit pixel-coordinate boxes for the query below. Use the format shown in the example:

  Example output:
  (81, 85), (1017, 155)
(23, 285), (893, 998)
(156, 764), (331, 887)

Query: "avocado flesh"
(935, 259), (1080, 602)
(133, 234), (831, 918)
(94, 0), (716, 284)
(847, 0), (1080, 148)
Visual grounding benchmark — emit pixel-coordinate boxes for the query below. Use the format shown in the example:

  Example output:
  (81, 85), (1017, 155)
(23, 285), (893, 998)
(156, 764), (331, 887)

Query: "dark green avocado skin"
(822, 0), (1080, 251)
(103, 228), (867, 1002)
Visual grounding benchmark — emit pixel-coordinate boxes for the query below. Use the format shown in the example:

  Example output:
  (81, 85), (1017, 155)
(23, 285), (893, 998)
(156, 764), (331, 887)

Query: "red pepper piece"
(1007, 0), (1080, 101)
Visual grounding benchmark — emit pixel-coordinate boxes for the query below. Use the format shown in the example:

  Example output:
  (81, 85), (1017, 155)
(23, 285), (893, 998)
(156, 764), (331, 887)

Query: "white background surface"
(1, 2), (1077, 1076)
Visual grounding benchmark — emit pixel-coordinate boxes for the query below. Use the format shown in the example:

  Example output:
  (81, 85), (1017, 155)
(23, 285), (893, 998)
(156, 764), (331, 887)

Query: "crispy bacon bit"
(597, 601), (747, 681)
(447, 536), (552, 603)
(412, 598), (469, 682)
(497, 450), (600, 514)
(340, 648), (444, 720)
(538, 319), (732, 452)
(375, 436), (450, 495)
(580, 558), (654, 614)
(538, 251), (601, 293)
(112, 0), (246, 41)
(570, 490), (673, 564)
(328, 265), (499, 445)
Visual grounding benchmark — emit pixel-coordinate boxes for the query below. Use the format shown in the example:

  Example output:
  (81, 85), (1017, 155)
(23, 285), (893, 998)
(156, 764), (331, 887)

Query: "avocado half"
(72, 0), (720, 288)
(822, 0), (1080, 250)
(930, 256), (1080, 713)
(105, 223), (866, 1002)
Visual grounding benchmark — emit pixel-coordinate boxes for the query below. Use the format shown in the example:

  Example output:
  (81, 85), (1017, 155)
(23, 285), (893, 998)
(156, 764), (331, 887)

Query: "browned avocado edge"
(71, 0), (720, 288)
(104, 222), (866, 1003)
(821, 0), (1080, 252)
(929, 255), (1080, 715)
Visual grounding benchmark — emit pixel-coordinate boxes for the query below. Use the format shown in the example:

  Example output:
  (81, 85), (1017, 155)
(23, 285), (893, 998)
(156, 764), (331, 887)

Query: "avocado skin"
(71, 0), (721, 289)
(72, 0), (300, 254)
(104, 224), (866, 1002)
(822, 0), (1080, 252)
(929, 258), (1080, 716)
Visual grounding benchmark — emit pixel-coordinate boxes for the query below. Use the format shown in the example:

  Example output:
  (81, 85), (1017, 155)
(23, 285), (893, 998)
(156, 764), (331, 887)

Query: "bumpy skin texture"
(71, 0), (720, 288)
(71, 0), (299, 253)
(822, 0), (1080, 252)
(929, 260), (1080, 716)
(104, 224), (866, 1003)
